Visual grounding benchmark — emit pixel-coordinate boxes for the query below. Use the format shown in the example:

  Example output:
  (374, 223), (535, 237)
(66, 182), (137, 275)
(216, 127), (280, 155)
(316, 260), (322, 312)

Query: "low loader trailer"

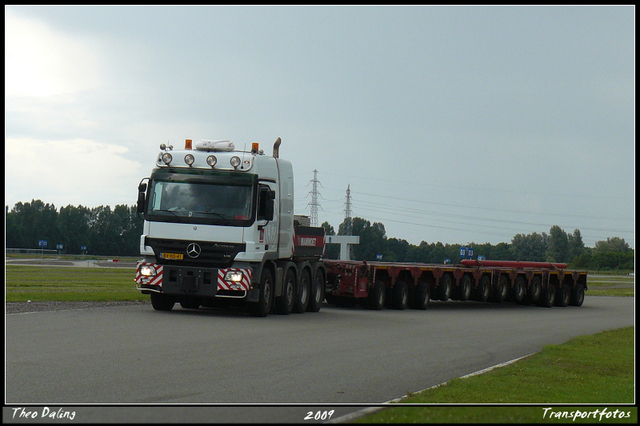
(135, 137), (586, 316)
(324, 259), (587, 309)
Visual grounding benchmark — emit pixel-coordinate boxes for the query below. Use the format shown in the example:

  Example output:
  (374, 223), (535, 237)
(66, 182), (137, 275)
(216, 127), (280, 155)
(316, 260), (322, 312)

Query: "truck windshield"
(146, 179), (254, 226)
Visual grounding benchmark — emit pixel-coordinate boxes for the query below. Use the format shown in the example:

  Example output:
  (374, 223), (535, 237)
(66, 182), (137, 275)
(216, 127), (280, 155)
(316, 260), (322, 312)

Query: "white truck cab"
(135, 138), (326, 317)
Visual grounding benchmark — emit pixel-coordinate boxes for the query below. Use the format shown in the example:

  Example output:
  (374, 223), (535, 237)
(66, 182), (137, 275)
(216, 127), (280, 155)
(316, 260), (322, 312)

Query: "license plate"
(161, 252), (183, 260)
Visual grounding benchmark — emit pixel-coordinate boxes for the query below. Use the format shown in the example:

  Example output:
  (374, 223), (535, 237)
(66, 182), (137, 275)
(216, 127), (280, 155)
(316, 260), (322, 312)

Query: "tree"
(594, 237), (630, 253)
(567, 229), (586, 260)
(510, 232), (547, 261)
(546, 225), (569, 263)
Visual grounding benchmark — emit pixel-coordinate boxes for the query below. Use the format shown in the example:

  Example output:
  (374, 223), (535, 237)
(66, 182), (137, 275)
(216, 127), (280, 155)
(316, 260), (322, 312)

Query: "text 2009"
(304, 410), (335, 421)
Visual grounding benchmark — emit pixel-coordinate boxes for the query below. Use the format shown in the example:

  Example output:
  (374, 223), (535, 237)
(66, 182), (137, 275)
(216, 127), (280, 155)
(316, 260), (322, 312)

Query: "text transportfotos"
(542, 407), (631, 421)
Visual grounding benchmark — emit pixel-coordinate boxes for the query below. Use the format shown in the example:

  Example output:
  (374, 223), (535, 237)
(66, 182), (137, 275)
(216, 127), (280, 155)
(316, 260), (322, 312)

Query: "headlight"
(230, 156), (241, 168)
(184, 154), (195, 166)
(224, 270), (243, 282)
(206, 155), (217, 167)
(139, 265), (158, 276)
(161, 153), (173, 165)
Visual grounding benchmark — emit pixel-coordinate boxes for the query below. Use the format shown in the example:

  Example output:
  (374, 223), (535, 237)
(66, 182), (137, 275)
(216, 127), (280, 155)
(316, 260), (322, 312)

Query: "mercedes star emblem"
(186, 242), (202, 258)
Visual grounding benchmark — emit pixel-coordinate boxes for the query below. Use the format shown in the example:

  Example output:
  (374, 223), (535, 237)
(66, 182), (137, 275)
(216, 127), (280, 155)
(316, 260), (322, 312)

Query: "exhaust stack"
(273, 137), (281, 158)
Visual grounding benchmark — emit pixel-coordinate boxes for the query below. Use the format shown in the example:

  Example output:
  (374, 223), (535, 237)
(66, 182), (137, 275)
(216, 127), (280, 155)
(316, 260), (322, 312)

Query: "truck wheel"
(437, 274), (453, 301)
(555, 284), (570, 307)
(275, 268), (296, 315)
(538, 285), (556, 308)
(393, 281), (409, 310)
(293, 268), (310, 313)
(307, 268), (325, 312)
(512, 276), (526, 304)
(476, 275), (491, 302)
(150, 293), (175, 311)
(570, 284), (585, 307)
(412, 282), (430, 310)
(526, 276), (542, 304)
(367, 280), (385, 310)
(248, 268), (274, 317)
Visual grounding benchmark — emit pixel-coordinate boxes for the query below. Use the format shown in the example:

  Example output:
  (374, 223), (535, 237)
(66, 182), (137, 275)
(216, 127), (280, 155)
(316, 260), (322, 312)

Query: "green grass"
(356, 327), (635, 423)
(5, 265), (146, 302)
(585, 274), (635, 297)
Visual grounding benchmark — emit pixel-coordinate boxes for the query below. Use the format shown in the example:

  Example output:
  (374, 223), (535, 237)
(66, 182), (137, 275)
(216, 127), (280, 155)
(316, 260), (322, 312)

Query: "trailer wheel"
(538, 284), (556, 308)
(150, 293), (175, 311)
(491, 275), (508, 303)
(475, 275), (491, 302)
(292, 268), (310, 313)
(275, 268), (296, 315)
(412, 282), (430, 310)
(526, 276), (542, 304)
(248, 268), (274, 317)
(307, 268), (325, 312)
(555, 284), (570, 307)
(393, 281), (409, 310)
(367, 280), (385, 310)
(457, 275), (472, 301)
(437, 274), (453, 301)
(512, 276), (526, 304)
(570, 284), (585, 307)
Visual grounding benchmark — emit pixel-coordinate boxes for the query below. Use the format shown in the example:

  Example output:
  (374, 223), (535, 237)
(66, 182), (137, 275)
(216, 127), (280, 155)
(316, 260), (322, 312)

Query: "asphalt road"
(5, 296), (634, 423)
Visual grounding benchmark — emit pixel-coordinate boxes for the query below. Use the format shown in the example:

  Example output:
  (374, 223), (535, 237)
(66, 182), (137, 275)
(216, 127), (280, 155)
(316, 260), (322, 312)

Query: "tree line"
(5, 200), (634, 270)
(6, 200), (142, 257)
(322, 217), (634, 271)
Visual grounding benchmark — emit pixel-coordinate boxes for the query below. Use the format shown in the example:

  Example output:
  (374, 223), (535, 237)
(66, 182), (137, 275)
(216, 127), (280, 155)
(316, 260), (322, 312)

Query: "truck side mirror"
(258, 187), (276, 221)
(136, 181), (147, 215)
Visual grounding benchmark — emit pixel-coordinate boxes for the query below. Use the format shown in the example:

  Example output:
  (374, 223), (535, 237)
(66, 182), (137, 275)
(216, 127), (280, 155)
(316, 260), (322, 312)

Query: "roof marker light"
(184, 154), (195, 166)
(162, 153), (173, 165)
(230, 156), (241, 168)
(206, 155), (217, 167)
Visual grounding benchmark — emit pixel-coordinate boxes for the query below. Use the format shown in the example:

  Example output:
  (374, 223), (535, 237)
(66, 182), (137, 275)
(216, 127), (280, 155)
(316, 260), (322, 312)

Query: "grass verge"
(356, 326), (635, 423)
(5, 265), (146, 302)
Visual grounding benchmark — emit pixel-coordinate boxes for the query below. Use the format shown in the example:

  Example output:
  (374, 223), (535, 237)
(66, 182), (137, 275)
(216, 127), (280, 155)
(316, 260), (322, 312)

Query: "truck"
(135, 138), (327, 317)
(135, 138), (587, 316)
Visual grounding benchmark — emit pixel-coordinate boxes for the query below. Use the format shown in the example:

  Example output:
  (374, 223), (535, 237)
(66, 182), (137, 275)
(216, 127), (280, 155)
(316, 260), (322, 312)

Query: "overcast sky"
(5, 5), (635, 249)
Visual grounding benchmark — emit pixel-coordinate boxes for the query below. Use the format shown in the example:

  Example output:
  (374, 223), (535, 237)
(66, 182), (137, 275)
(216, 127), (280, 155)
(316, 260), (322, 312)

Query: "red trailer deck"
(324, 259), (587, 310)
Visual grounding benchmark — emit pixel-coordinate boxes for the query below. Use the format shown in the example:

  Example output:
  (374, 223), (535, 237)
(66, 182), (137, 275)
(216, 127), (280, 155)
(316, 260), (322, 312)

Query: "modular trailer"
(324, 259), (587, 309)
(134, 137), (587, 316)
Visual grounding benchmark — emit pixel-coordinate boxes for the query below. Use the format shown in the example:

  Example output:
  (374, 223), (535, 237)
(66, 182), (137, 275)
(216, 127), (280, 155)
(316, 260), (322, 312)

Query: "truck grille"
(146, 237), (246, 268)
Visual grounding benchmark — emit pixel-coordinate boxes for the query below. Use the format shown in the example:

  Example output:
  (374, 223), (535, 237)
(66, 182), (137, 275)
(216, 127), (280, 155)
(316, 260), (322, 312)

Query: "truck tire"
(150, 293), (175, 311)
(412, 281), (430, 310)
(475, 275), (491, 302)
(247, 268), (274, 317)
(292, 268), (310, 313)
(393, 281), (409, 310)
(275, 267), (296, 315)
(512, 276), (526, 304)
(307, 268), (325, 312)
(437, 274), (453, 301)
(538, 284), (556, 308)
(367, 280), (385, 310)
(525, 276), (542, 304)
(570, 284), (585, 307)
(555, 284), (570, 307)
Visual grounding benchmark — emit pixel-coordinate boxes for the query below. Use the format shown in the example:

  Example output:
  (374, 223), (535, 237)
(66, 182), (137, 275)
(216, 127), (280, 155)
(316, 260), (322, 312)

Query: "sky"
(5, 5), (635, 249)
